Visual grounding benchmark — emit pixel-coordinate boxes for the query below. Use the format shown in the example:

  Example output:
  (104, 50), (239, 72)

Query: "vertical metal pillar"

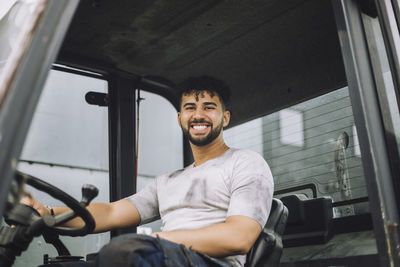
(108, 74), (137, 237)
(0, 0), (79, 217)
(332, 0), (400, 265)
(373, 0), (400, 107)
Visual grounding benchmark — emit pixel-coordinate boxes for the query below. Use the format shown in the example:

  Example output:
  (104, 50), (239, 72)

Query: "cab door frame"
(332, 0), (400, 266)
(0, 0), (79, 218)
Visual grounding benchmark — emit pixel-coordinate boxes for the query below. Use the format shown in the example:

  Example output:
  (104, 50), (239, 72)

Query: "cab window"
(136, 90), (183, 234)
(13, 68), (109, 267)
(224, 86), (367, 218)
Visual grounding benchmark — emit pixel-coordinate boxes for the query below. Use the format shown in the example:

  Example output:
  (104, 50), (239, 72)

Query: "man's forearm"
(153, 224), (246, 257)
(52, 202), (114, 232)
(51, 199), (141, 233)
(152, 216), (261, 258)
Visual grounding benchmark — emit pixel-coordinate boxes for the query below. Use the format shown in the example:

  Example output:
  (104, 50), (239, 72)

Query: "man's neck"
(190, 136), (230, 166)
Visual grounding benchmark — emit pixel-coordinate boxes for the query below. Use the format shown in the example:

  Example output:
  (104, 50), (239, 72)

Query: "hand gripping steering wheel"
(11, 171), (99, 237)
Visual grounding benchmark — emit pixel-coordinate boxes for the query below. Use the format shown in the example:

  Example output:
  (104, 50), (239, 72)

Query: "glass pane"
(20, 70), (108, 170)
(224, 87), (367, 218)
(136, 90), (183, 234)
(11, 69), (109, 267)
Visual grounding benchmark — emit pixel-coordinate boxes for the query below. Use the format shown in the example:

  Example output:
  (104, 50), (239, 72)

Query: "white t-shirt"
(126, 148), (274, 267)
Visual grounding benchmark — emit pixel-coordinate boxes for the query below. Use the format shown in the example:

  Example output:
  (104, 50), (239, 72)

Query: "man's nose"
(192, 107), (205, 119)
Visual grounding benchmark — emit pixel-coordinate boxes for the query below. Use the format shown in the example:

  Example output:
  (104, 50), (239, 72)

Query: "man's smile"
(190, 123), (211, 134)
(193, 125), (207, 130)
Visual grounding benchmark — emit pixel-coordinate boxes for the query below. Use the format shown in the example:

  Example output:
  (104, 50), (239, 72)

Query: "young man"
(23, 76), (274, 267)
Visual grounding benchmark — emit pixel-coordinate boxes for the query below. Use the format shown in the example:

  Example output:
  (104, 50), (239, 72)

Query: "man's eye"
(205, 106), (215, 110)
(185, 106), (195, 110)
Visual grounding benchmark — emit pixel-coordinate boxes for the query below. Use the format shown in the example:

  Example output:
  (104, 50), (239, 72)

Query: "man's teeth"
(193, 125), (207, 130)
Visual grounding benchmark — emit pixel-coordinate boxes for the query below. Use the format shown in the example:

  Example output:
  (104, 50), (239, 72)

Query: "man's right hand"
(20, 195), (50, 217)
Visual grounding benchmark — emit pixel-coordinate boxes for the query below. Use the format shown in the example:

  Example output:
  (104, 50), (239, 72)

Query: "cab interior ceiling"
(57, 0), (347, 128)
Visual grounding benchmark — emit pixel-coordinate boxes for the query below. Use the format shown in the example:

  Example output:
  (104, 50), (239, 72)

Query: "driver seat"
(245, 198), (289, 267)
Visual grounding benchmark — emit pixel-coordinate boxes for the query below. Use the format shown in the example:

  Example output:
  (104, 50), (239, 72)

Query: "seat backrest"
(245, 198), (289, 267)
(280, 194), (333, 247)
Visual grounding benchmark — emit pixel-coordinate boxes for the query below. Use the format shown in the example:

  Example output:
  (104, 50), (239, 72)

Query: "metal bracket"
(85, 92), (108, 107)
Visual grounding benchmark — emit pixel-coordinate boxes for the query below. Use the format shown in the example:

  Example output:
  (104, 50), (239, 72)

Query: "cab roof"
(57, 0), (346, 127)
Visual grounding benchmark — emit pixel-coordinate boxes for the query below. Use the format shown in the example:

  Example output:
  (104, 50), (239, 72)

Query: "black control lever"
(53, 184), (98, 227)
(80, 184), (99, 206)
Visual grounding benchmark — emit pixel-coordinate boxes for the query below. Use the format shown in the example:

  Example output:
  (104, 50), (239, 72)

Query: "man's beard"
(182, 118), (224, 146)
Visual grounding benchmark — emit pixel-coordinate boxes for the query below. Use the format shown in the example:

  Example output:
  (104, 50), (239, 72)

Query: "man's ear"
(177, 112), (181, 127)
(223, 110), (231, 127)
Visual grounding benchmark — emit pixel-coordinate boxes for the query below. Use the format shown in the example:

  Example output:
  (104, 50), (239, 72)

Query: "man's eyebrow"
(183, 102), (196, 107)
(203, 102), (217, 106)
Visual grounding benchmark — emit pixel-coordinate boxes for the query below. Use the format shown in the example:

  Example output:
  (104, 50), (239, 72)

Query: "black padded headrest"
(279, 194), (306, 225)
(280, 195), (333, 246)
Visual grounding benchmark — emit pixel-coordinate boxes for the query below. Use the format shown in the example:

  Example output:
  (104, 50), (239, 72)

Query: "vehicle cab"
(0, 0), (399, 266)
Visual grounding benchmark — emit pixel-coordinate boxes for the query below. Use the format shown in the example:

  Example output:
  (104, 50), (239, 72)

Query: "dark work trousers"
(94, 234), (232, 267)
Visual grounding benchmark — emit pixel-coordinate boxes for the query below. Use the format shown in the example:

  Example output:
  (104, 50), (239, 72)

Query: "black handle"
(80, 184), (99, 206)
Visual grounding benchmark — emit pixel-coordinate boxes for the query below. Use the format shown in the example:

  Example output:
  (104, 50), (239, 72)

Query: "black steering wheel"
(12, 171), (98, 237)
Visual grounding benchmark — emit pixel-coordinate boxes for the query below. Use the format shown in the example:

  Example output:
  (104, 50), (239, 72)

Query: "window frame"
(332, 0), (400, 265)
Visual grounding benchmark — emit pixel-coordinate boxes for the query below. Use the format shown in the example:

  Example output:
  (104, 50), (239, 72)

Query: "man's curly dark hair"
(177, 76), (231, 111)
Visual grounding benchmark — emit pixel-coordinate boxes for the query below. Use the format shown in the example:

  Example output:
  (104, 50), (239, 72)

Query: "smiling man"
(114, 76), (274, 267)
(23, 76), (274, 267)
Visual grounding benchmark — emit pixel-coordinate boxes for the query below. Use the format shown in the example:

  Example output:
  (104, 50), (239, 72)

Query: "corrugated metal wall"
(225, 87), (368, 217)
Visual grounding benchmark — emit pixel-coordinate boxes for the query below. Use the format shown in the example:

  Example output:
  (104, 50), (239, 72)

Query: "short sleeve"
(227, 151), (274, 227)
(125, 179), (160, 225)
